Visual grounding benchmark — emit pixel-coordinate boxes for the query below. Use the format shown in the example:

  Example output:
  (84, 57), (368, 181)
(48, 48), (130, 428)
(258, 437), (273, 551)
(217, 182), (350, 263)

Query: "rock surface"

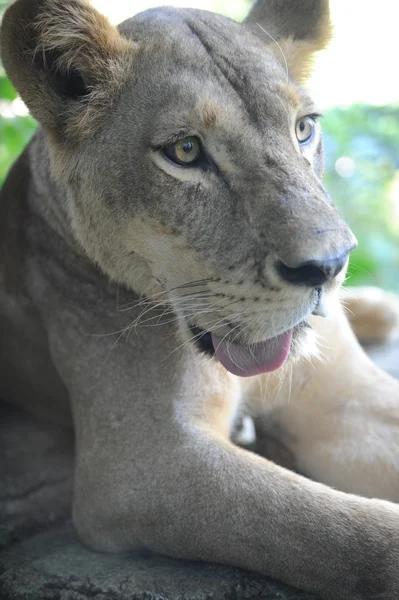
(1, 338), (398, 600)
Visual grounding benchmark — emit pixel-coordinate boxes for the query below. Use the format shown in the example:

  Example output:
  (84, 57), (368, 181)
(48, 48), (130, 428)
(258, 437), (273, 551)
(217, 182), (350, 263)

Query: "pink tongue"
(211, 330), (292, 377)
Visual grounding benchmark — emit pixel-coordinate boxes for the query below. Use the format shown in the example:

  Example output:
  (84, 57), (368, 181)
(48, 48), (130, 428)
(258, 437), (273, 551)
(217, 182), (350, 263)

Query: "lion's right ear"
(244, 0), (332, 83)
(0, 0), (135, 140)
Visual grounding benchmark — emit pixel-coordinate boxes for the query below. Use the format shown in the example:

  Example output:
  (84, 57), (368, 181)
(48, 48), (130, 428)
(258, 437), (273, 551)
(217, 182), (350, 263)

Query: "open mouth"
(189, 323), (309, 377)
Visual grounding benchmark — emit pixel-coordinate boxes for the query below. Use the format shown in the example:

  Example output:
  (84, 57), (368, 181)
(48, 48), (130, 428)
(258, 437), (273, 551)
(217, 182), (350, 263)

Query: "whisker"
(158, 313), (242, 365)
(117, 277), (218, 310)
(347, 263), (372, 276)
(256, 22), (289, 84)
(117, 278), (217, 311)
(130, 295), (241, 338)
(224, 323), (248, 372)
(136, 305), (229, 329)
(176, 291), (221, 299)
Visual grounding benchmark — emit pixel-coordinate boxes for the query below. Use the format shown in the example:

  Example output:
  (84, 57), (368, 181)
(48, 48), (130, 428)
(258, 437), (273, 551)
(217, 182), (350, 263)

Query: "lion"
(1, 0), (399, 598)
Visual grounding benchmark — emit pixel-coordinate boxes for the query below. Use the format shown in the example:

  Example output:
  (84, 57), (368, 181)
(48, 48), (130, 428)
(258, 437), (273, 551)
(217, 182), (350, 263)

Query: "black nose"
(276, 251), (351, 288)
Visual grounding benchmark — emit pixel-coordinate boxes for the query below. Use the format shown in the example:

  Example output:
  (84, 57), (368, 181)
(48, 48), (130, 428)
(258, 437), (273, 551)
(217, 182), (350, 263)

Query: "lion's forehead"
(118, 7), (291, 112)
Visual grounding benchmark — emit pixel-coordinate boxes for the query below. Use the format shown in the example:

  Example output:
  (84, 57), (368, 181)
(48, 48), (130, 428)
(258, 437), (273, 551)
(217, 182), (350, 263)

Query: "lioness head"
(1, 0), (356, 377)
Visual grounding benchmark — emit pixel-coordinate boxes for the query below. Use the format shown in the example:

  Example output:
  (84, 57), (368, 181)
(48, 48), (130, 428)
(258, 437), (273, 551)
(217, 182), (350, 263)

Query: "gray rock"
(1, 338), (397, 600)
(0, 524), (316, 600)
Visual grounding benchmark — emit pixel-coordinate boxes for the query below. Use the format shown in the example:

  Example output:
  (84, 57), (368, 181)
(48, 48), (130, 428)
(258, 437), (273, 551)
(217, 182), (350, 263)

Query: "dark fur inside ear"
(0, 0), (136, 140)
(37, 49), (90, 101)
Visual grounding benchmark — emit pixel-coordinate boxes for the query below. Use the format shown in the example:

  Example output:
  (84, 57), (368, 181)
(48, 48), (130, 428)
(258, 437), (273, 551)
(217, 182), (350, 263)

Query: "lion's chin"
(289, 322), (319, 364)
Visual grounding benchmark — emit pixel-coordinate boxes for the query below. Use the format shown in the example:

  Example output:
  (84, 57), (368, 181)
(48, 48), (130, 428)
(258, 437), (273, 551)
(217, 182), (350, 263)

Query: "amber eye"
(296, 116), (316, 144)
(163, 136), (202, 166)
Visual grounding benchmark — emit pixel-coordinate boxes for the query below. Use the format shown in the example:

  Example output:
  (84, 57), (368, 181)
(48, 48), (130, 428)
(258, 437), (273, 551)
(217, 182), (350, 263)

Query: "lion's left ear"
(244, 0), (332, 83)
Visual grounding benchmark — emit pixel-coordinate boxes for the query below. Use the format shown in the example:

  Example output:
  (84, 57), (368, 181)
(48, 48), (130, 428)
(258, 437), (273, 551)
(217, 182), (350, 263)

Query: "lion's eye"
(163, 136), (202, 166)
(295, 116), (316, 144)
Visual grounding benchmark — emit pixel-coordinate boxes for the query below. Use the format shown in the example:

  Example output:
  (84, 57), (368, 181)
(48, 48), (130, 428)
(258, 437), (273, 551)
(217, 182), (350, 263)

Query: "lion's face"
(1, 0), (356, 376)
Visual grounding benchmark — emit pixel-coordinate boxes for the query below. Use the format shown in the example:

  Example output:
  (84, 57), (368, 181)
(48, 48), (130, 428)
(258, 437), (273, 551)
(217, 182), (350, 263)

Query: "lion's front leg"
(253, 304), (399, 503)
(43, 310), (399, 600)
(70, 390), (399, 600)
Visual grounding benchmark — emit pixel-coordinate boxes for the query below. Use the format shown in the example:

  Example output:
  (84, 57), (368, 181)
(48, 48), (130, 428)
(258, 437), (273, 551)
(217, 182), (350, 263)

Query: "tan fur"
(192, 375), (241, 439)
(342, 286), (399, 343)
(34, 0), (135, 137)
(200, 99), (219, 130)
(250, 300), (399, 502)
(276, 81), (302, 108)
(1, 0), (135, 139)
(273, 36), (330, 83)
(34, 1), (132, 70)
(245, 0), (332, 83)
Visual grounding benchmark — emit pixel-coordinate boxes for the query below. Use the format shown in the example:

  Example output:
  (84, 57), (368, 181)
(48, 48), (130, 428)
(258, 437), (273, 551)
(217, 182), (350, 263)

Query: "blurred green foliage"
(0, 70), (36, 183)
(323, 105), (399, 291)
(0, 71), (398, 291)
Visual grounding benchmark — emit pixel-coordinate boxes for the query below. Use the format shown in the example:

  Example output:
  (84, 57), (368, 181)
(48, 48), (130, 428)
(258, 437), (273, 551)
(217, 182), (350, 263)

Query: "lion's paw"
(342, 286), (399, 344)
